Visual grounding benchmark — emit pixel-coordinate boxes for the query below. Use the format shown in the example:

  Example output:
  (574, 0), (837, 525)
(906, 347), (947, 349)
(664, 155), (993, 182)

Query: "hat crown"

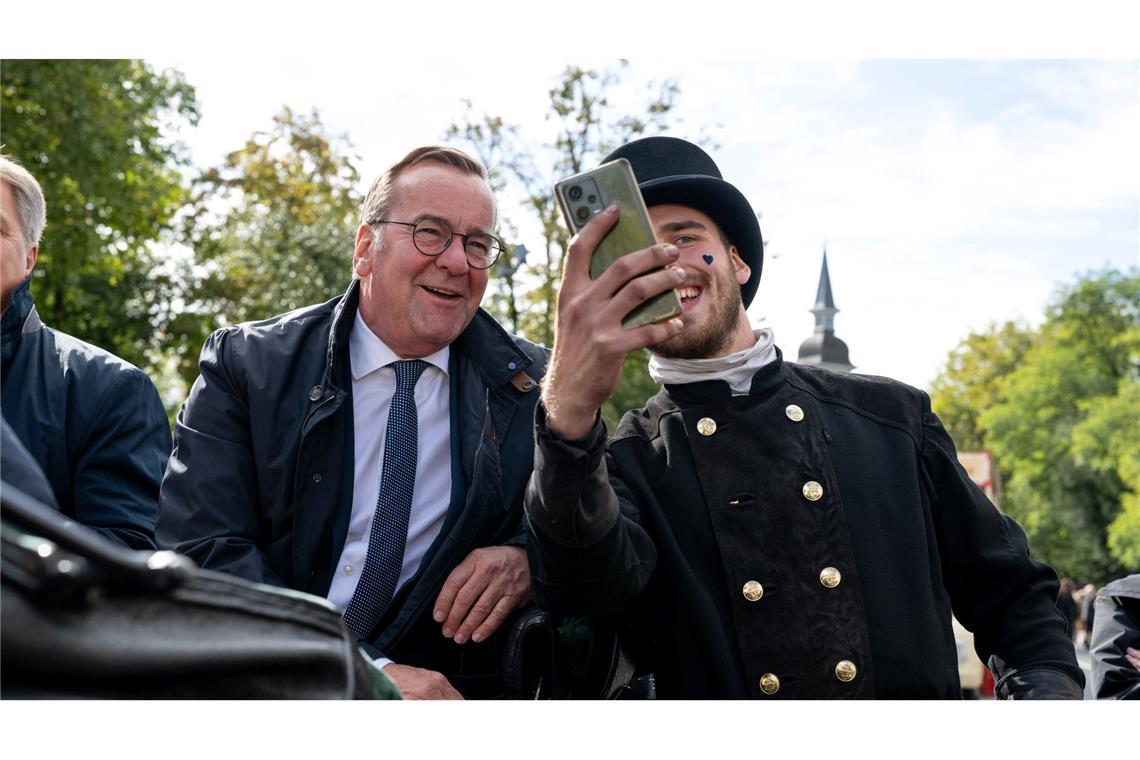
(600, 135), (764, 308)
(603, 136), (724, 184)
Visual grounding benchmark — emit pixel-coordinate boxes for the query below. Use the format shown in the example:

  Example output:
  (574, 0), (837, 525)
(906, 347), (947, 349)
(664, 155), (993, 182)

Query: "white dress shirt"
(327, 311), (452, 668)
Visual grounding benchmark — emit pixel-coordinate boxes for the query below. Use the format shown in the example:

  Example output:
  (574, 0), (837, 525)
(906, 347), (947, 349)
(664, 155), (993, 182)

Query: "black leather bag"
(1, 482), (394, 699)
(498, 608), (638, 699)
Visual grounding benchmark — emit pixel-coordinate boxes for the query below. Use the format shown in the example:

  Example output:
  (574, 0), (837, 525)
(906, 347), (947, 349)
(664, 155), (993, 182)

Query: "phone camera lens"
(568, 186), (583, 200)
(587, 194), (597, 204)
(575, 206), (590, 222)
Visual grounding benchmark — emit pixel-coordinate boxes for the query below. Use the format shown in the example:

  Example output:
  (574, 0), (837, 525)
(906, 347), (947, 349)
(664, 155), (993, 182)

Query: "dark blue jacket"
(1, 281), (170, 549)
(156, 280), (547, 696)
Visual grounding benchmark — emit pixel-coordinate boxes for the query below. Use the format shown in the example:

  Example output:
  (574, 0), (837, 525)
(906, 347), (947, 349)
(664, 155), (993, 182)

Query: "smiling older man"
(158, 146), (548, 699)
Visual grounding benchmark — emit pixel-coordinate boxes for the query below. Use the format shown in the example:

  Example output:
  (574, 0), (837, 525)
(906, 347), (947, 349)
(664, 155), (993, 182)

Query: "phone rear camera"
(575, 206), (590, 222)
(587, 194), (597, 204)
(568, 186), (583, 200)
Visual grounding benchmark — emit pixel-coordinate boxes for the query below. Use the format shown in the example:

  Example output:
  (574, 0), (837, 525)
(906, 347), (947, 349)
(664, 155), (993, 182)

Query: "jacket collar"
(319, 279), (362, 391)
(451, 308), (536, 384)
(327, 278), (535, 388)
(2, 279), (42, 367)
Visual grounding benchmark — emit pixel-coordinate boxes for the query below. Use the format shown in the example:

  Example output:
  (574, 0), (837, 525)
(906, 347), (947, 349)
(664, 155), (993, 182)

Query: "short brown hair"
(359, 145), (487, 228)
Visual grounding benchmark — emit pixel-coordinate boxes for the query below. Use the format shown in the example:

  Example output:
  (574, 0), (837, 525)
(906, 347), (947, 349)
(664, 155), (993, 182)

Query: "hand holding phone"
(542, 164), (687, 440)
(555, 159), (682, 328)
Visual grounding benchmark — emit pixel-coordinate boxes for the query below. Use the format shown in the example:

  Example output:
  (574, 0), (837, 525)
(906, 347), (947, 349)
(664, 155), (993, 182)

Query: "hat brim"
(638, 175), (763, 308)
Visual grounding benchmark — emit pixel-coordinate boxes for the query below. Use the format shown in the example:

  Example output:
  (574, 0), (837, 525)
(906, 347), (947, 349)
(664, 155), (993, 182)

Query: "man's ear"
(353, 225), (373, 277)
(729, 246), (750, 285)
(24, 245), (37, 278)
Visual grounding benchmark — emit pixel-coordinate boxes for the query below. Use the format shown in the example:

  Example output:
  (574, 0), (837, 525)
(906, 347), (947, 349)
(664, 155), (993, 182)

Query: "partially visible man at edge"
(525, 136), (1084, 699)
(1, 154), (170, 550)
(158, 146), (548, 699)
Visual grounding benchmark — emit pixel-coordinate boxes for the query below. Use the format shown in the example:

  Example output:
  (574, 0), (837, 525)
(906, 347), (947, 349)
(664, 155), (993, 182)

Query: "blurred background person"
(1, 154), (170, 549)
(1056, 578), (1078, 643)
(1089, 574), (1140, 699)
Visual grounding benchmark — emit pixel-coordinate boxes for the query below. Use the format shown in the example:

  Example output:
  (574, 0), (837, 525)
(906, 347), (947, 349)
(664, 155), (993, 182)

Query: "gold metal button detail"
(835, 660), (857, 682)
(696, 417), (717, 436)
(759, 673), (780, 694)
(819, 567), (842, 588)
(785, 404), (805, 422)
(742, 580), (764, 602)
(803, 480), (824, 501)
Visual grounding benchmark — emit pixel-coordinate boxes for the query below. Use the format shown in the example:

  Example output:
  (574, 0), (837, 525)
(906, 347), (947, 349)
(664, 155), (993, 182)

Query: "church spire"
(797, 247), (854, 372)
(811, 248), (838, 333)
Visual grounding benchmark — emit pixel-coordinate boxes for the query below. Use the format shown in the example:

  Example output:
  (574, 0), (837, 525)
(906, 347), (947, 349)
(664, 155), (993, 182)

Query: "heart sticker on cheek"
(702, 254), (714, 265)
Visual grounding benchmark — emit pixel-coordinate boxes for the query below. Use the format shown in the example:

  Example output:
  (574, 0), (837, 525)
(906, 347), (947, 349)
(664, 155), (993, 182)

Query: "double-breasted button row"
(758, 662), (856, 694)
(697, 401), (806, 436)
(698, 403), (804, 438)
(785, 401), (823, 504)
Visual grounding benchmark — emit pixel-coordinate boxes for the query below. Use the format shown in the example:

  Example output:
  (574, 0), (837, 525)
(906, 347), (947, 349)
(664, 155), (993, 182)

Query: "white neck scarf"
(648, 328), (777, 396)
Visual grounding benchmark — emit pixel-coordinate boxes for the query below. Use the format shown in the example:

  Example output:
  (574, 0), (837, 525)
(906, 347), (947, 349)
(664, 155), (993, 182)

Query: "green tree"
(930, 320), (1037, 451)
(172, 107), (361, 389)
(447, 63), (710, 428)
(1, 59), (199, 371)
(1071, 368), (1140, 569)
(932, 269), (1139, 581)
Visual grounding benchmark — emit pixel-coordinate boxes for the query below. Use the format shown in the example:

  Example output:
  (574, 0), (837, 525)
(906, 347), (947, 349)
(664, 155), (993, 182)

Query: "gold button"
(696, 417), (717, 436)
(785, 404), (805, 422)
(759, 673), (780, 694)
(835, 660), (857, 682)
(803, 480), (824, 501)
(742, 580), (764, 602)
(819, 567), (842, 588)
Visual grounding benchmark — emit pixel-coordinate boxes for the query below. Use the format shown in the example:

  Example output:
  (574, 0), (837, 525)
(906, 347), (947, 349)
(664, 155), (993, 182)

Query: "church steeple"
(811, 249), (839, 334)
(797, 247), (854, 372)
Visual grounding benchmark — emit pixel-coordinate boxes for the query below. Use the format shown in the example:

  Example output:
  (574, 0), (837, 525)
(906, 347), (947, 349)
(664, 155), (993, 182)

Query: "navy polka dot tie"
(343, 359), (429, 640)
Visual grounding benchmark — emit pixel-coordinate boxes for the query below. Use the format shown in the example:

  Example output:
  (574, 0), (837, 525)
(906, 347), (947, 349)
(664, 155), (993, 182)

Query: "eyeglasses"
(371, 218), (504, 270)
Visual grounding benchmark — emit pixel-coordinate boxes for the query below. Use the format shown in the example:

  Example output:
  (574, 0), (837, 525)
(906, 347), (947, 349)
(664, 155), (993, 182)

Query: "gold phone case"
(555, 158), (682, 329)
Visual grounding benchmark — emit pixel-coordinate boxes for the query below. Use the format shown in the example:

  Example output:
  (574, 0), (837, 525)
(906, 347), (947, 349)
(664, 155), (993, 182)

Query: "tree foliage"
(172, 107), (361, 387)
(931, 269), (1140, 581)
(446, 63), (705, 428)
(0, 59), (199, 371)
(929, 320), (1037, 451)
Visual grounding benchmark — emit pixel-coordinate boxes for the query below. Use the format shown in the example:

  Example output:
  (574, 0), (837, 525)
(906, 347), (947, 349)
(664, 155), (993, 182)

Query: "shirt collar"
(349, 310), (449, 382)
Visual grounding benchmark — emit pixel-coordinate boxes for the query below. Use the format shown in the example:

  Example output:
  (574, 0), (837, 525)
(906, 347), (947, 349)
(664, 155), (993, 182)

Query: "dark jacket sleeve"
(1089, 578), (1140, 699)
(524, 403), (657, 616)
(156, 329), (286, 587)
(2, 416), (60, 510)
(70, 366), (170, 551)
(920, 405), (1084, 699)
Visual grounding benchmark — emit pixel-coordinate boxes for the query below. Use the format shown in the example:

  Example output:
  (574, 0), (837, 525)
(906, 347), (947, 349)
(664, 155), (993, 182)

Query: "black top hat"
(602, 136), (763, 308)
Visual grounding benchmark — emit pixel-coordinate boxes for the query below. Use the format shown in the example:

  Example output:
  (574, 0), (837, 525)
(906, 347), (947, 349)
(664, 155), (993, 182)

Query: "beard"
(649, 265), (743, 360)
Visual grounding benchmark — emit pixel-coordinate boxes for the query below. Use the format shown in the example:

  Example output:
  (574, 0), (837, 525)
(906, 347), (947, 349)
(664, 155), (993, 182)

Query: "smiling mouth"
(422, 285), (463, 300)
(678, 285), (704, 309)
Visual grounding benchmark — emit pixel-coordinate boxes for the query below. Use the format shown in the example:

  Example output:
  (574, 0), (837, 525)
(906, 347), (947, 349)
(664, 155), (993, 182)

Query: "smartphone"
(555, 158), (682, 329)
